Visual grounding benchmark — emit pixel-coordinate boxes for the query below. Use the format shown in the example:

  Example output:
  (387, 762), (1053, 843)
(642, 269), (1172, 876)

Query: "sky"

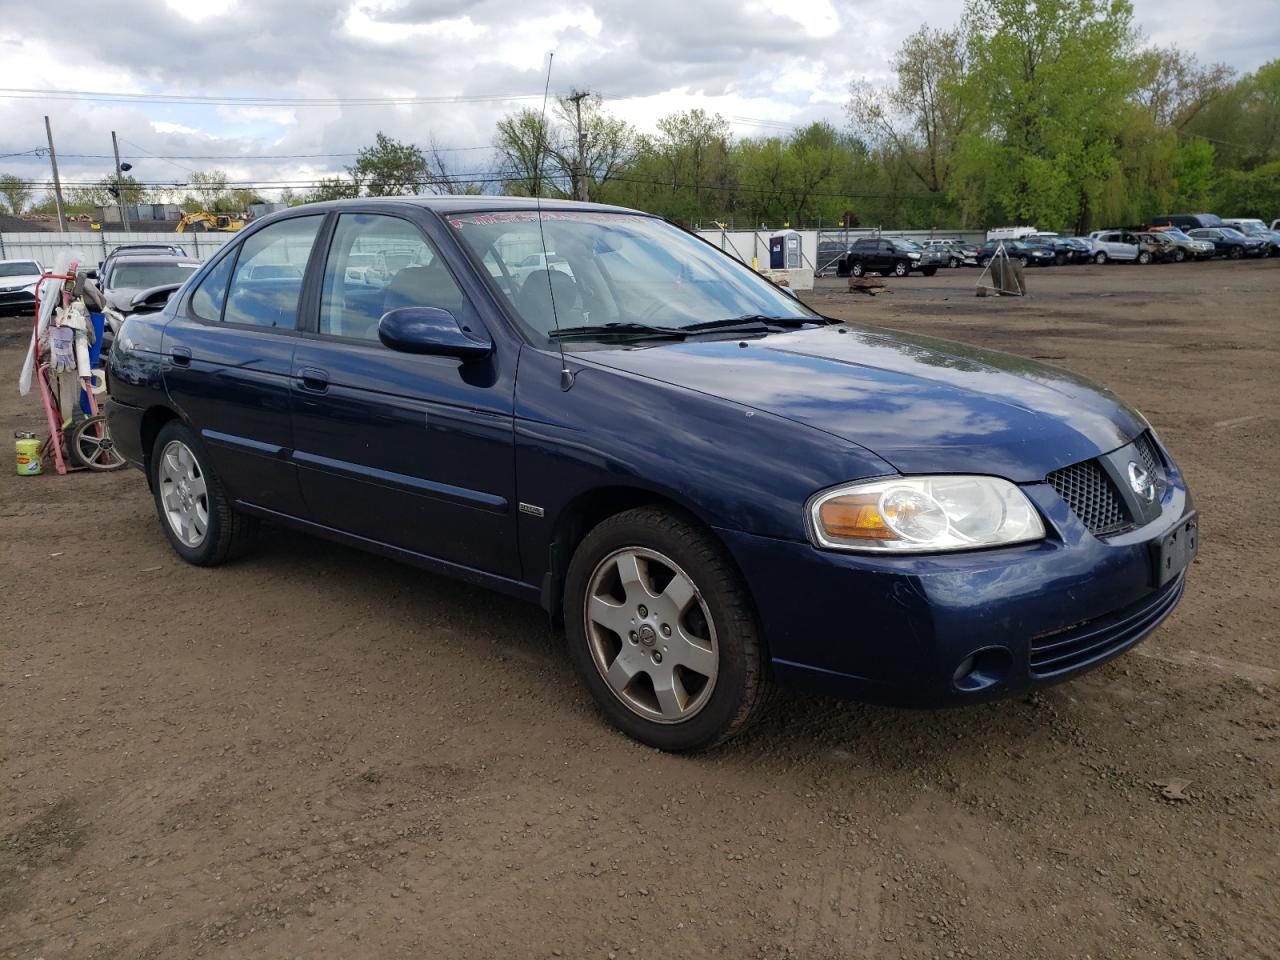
(0, 0), (1277, 202)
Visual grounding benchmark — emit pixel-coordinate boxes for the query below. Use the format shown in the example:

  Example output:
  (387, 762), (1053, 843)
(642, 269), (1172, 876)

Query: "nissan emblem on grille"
(1127, 461), (1156, 502)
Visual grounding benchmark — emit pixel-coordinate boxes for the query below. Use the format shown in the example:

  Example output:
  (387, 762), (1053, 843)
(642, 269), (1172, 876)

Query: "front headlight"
(806, 476), (1045, 553)
(908, 252), (921, 259)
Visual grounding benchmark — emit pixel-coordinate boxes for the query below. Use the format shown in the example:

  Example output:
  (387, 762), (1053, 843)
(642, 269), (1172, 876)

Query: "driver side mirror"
(378, 307), (492, 360)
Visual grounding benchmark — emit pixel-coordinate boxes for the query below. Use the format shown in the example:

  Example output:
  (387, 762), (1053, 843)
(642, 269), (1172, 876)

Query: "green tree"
(848, 25), (971, 197)
(349, 132), (430, 196)
(494, 109), (555, 196)
(304, 176), (360, 202)
(959, 0), (1138, 231)
(493, 98), (637, 199)
(0, 173), (35, 215)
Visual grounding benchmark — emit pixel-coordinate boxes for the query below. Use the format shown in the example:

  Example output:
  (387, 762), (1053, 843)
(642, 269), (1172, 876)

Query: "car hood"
(104, 287), (143, 311)
(0, 273), (41, 289)
(581, 325), (1147, 482)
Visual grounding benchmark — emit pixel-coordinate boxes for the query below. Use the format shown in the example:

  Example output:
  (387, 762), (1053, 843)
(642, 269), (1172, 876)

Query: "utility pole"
(566, 90), (590, 202)
(44, 116), (67, 233)
(111, 131), (130, 233)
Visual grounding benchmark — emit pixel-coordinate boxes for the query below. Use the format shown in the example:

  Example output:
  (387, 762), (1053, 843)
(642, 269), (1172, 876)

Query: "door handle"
(170, 346), (191, 366)
(297, 367), (330, 392)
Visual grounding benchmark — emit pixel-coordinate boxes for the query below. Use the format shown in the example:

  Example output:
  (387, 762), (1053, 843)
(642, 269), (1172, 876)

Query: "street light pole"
(111, 131), (130, 233)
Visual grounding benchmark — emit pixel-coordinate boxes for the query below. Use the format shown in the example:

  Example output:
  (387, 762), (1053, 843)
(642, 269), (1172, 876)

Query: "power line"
(0, 87), (549, 107)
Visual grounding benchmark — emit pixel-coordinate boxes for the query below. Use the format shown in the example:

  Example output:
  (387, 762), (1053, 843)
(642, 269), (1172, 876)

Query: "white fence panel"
(0, 231), (233, 267)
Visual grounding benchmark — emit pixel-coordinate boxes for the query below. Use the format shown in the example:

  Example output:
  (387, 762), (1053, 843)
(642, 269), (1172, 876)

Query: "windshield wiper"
(548, 322), (687, 342)
(680, 314), (828, 334)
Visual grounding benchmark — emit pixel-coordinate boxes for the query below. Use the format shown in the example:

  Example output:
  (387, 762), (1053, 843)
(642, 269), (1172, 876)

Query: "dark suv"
(1187, 227), (1267, 259)
(841, 237), (946, 277)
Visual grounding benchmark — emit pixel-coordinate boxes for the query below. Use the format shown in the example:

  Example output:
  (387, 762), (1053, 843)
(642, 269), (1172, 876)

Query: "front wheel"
(1228, 246), (1243, 259)
(978, 256), (991, 268)
(1018, 256), (1030, 267)
(893, 260), (909, 277)
(564, 507), (769, 752)
(850, 261), (865, 278)
(1138, 251), (1153, 265)
(150, 421), (258, 566)
(1094, 252), (1108, 265)
(949, 256), (960, 269)
(1174, 249), (1186, 263)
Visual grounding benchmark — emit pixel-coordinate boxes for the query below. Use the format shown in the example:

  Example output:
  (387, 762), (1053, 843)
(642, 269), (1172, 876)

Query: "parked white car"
(1087, 230), (1140, 264)
(0, 258), (44, 315)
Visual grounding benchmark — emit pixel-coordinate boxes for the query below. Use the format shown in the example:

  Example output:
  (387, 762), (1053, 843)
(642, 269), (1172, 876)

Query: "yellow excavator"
(176, 211), (248, 233)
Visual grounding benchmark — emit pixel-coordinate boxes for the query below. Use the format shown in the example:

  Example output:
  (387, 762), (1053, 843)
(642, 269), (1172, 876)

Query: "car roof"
(1, 258), (41, 267)
(109, 257), (201, 267)
(272, 195), (648, 218)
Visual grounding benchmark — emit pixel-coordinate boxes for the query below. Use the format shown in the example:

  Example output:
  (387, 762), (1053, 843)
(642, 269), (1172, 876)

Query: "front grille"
(1132, 432), (1167, 499)
(1047, 459), (1130, 535)
(1029, 575), (1184, 676)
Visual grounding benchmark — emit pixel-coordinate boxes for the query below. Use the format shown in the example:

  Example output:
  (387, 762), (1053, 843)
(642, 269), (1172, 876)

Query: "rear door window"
(223, 216), (323, 329)
(190, 253), (235, 322)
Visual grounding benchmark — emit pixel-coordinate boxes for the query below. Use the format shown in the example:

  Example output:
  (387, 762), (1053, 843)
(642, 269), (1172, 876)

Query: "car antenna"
(533, 51), (574, 391)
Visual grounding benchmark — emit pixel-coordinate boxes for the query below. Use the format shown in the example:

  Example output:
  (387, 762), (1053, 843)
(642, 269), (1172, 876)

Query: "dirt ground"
(2, 259), (1277, 960)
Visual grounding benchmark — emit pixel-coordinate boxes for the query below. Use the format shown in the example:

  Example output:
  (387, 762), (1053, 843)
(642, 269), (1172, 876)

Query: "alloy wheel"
(158, 440), (209, 548)
(584, 547), (718, 724)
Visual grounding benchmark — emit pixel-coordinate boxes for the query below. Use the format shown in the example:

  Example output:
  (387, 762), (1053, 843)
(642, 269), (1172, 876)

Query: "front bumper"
(0, 289), (36, 312)
(719, 468), (1193, 707)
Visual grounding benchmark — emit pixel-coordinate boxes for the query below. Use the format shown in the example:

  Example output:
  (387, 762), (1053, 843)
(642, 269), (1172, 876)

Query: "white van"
(985, 226), (1039, 242)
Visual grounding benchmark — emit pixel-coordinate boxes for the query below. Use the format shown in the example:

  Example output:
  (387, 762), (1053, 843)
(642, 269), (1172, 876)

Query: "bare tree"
(1133, 46), (1235, 130)
(847, 25), (970, 193)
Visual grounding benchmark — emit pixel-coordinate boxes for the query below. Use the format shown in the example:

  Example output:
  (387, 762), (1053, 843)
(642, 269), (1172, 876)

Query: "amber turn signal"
(817, 494), (895, 540)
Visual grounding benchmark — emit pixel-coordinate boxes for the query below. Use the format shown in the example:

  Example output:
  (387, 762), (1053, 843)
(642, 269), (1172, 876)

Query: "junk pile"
(16, 252), (126, 475)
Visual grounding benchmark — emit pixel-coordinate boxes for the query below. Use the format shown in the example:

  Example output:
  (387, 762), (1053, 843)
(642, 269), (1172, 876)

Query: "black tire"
(1055, 253), (1067, 266)
(949, 256), (960, 269)
(1174, 249), (1186, 263)
(850, 261), (865, 278)
(68, 415), (127, 472)
(1138, 251), (1152, 265)
(1094, 251), (1108, 265)
(1228, 246), (1243, 259)
(893, 260), (909, 277)
(563, 507), (769, 752)
(1018, 256), (1030, 268)
(150, 420), (258, 566)
(921, 267), (938, 277)
(979, 256), (990, 268)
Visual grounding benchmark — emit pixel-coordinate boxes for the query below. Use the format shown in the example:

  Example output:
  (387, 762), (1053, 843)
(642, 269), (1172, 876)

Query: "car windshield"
(1219, 227), (1246, 239)
(895, 239), (924, 251)
(449, 211), (816, 340)
(109, 262), (198, 289)
(0, 261), (40, 278)
(1232, 223), (1263, 235)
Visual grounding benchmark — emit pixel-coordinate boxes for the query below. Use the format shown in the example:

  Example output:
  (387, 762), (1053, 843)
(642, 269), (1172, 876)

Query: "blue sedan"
(105, 197), (1196, 751)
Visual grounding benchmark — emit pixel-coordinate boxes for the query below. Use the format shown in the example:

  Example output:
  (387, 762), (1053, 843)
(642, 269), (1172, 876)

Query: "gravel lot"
(2, 258), (1277, 959)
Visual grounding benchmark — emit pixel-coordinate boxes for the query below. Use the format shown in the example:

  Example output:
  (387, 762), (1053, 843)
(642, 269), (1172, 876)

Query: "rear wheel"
(1228, 246), (1243, 259)
(1018, 256), (1030, 267)
(1174, 249), (1186, 263)
(150, 421), (258, 566)
(1094, 251), (1108, 265)
(893, 260), (909, 277)
(564, 507), (769, 752)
